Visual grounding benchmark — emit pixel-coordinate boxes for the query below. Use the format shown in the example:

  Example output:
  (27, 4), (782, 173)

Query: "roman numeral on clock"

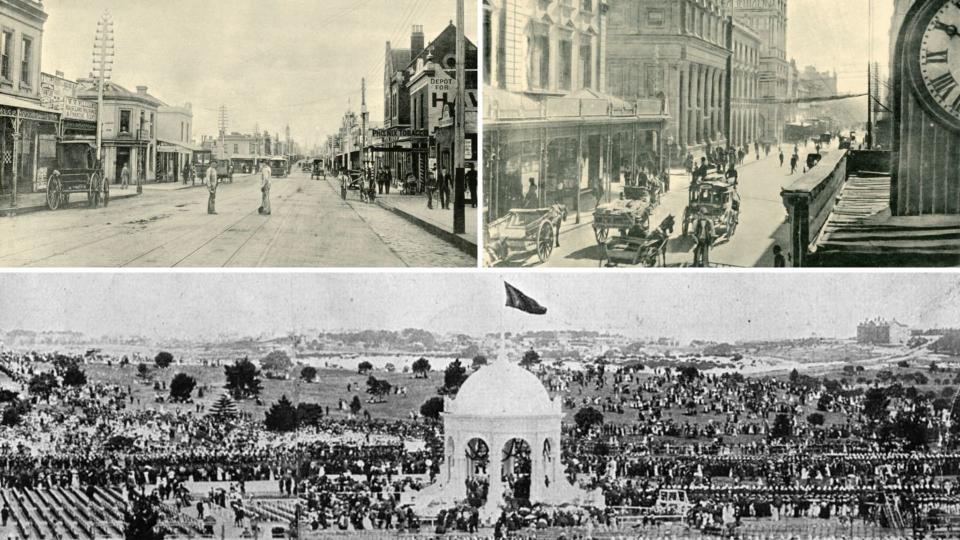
(926, 49), (949, 64)
(929, 72), (958, 98)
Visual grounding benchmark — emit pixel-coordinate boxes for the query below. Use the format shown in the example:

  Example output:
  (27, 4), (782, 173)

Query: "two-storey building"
(156, 102), (195, 181)
(76, 81), (160, 184)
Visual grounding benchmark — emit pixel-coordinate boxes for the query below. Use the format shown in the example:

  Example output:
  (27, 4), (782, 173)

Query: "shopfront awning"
(157, 139), (200, 154)
(0, 93), (61, 123)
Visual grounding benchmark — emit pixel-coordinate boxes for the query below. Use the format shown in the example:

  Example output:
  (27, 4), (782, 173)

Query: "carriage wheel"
(98, 172), (109, 207)
(593, 225), (609, 244)
(536, 223), (554, 263)
(46, 175), (62, 211)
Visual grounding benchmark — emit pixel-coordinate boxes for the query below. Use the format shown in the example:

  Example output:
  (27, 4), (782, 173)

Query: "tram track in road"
(320, 175), (410, 267)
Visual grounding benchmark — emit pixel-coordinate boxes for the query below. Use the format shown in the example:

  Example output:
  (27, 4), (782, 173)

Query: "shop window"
(233, 144), (239, 154)
(119, 110), (131, 134)
(647, 8), (665, 27)
(1, 31), (11, 81)
(20, 36), (31, 87)
(581, 0), (593, 12)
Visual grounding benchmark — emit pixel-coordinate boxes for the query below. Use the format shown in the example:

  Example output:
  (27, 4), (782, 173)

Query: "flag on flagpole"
(504, 282), (547, 315)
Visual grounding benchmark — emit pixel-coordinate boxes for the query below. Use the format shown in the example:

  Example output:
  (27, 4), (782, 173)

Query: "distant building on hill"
(857, 318), (911, 345)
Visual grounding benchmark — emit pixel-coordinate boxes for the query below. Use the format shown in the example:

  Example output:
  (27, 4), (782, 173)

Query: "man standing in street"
(206, 163), (218, 214)
(692, 207), (714, 268)
(789, 152), (799, 175)
(779, 149), (784, 168)
(259, 162), (272, 215)
(466, 163), (477, 208)
(120, 162), (130, 190)
(438, 166), (451, 210)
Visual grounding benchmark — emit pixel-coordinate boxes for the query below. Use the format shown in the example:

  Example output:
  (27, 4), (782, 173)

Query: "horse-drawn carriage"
(682, 176), (741, 243)
(592, 185), (656, 244)
(44, 137), (108, 210)
(601, 215), (674, 267)
(310, 158), (324, 180)
(484, 204), (566, 266)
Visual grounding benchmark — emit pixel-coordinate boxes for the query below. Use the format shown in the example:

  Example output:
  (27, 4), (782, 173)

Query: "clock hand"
(935, 20), (960, 38)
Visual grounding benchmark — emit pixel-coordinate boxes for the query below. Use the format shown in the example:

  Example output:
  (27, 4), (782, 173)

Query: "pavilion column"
(486, 435), (505, 510)
(529, 435), (543, 503)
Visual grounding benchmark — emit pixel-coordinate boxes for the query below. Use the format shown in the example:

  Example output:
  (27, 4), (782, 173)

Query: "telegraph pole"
(453, 0), (467, 234)
(92, 11), (114, 163)
(361, 78), (368, 176)
(218, 105), (228, 160)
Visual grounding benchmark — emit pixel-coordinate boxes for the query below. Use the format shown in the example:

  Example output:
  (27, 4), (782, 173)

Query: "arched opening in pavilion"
(501, 438), (531, 504)
(464, 437), (490, 507)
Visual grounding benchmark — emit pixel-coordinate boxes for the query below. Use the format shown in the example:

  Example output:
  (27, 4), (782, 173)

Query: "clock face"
(919, 1), (960, 121)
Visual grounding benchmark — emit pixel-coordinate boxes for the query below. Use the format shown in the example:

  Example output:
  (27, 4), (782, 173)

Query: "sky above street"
(41, 0), (476, 152)
(787, 0), (894, 94)
(0, 272), (956, 343)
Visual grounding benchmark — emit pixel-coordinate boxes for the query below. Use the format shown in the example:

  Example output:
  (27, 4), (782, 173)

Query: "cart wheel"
(594, 226), (609, 244)
(46, 175), (62, 211)
(98, 172), (109, 207)
(537, 223), (554, 263)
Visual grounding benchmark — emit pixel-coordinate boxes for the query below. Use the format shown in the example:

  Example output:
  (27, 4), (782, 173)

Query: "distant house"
(857, 318), (911, 345)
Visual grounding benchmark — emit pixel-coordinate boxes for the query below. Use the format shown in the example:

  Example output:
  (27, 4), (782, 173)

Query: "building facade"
(76, 81), (159, 184)
(733, 0), (795, 142)
(203, 131), (264, 172)
(483, 0), (668, 223)
(156, 102), (194, 181)
(607, 0), (733, 156)
(0, 0), (59, 200)
(729, 21), (760, 147)
(857, 318), (911, 345)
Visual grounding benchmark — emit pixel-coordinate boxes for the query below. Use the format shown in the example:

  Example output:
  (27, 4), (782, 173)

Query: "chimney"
(411, 25), (424, 59)
(136, 85), (148, 94)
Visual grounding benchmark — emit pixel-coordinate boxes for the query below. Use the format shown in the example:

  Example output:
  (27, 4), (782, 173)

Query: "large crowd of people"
(0, 348), (957, 537)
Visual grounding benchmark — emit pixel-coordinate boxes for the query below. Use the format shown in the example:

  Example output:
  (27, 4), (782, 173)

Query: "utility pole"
(453, 0), (466, 234)
(361, 78), (368, 176)
(866, 63), (873, 150)
(218, 105), (228, 160)
(92, 11), (114, 164)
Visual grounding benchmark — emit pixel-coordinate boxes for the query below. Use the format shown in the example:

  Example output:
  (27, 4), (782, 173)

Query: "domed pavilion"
(405, 357), (603, 521)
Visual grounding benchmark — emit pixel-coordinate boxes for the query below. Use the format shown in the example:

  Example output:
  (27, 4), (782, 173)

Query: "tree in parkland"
(807, 412), (825, 426)
(224, 357), (263, 399)
(300, 366), (318, 383)
(137, 363), (150, 379)
(420, 396), (444, 420)
(208, 393), (239, 422)
(28, 372), (58, 400)
(358, 361), (374, 375)
(520, 348), (541, 368)
(574, 407), (604, 434)
(384, 363), (396, 373)
(0, 400), (30, 427)
(261, 350), (293, 373)
(366, 375), (393, 398)
(412, 357), (431, 378)
(678, 366), (700, 383)
(471, 355), (488, 369)
(440, 359), (469, 395)
(123, 492), (165, 540)
(863, 387), (891, 426)
(349, 395), (362, 416)
(154, 351), (174, 369)
(264, 395), (299, 432)
(296, 403), (324, 427)
(169, 373), (197, 402)
(62, 363), (87, 387)
(771, 413), (793, 439)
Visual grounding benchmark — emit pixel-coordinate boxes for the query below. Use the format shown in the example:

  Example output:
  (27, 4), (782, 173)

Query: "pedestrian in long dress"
(259, 163), (272, 215)
(120, 163), (130, 190)
(206, 165), (218, 214)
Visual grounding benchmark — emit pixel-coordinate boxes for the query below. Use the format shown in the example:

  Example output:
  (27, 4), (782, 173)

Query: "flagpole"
(499, 280), (506, 363)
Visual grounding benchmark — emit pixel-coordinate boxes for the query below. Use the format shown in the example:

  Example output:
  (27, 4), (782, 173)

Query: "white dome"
(450, 361), (557, 416)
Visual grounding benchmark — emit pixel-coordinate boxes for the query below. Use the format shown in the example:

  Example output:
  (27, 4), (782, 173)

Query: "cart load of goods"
(593, 198), (652, 230)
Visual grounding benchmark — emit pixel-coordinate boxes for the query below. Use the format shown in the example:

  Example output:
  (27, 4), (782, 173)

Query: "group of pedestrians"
(204, 162), (272, 216)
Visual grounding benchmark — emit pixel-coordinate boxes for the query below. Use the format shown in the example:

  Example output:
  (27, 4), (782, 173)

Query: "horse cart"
(45, 137), (107, 211)
(682, 176), (741, 243)
(601, 215), (674, 267)
(592, 185), (656, 244)
(484, 204), (566, 266)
